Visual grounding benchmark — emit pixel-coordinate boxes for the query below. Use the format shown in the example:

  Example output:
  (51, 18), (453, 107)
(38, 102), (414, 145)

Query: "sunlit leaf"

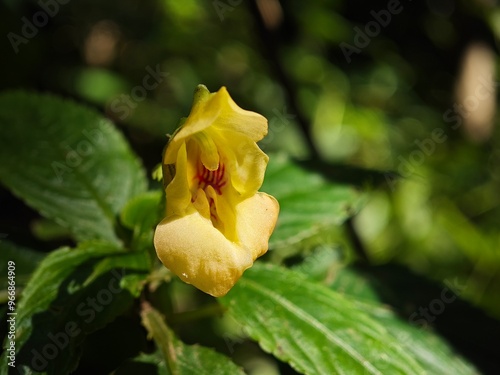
(0, 91), (147, 244)
(0, 240), (45, 297)
(263, 154), (364, 249)
(0, 241), (150, 374)
(141, 304), (245, 375)
(114, 352), (169, 375)
(220, 263), (477, 375)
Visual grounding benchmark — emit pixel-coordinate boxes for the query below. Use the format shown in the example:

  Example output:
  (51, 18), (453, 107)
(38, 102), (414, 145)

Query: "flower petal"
(236, 192), (280, 259)
(155, 85), (279, 297)
(193, 131), (219, 171)
(165, 142), (194, 217)
(154, 211), (253, 297)
(164, 86), (267, 165)
(210, 87), (268, 142)
(163, 85), (220, 165)
(204, 184), (239, 242)
(214, 130), (269, 196)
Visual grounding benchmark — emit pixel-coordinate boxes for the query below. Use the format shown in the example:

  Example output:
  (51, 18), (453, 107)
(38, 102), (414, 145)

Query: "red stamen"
(195, 161), (226, 195)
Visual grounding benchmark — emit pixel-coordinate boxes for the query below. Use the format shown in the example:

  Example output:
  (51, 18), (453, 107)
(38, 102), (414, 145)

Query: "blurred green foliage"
(1, 0), (500, 374)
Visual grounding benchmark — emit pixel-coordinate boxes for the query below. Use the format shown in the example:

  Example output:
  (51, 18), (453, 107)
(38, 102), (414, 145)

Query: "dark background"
(1, 0), (500, 373)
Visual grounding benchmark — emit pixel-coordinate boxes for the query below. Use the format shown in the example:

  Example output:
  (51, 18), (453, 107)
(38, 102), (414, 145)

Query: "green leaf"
(141, 304), (245, 375)
(292, 245), (381, 302)
(367, 306), (473, 375)
(290, 245), (343, 282)
(114, 352), (169, 375)
(263, 154), (364, 249)
(326, 267), (383, 303)
(220, 263), (477, 375)
(31, 219), (73, 242)
(0, 240), (45, 298)
(0, 241), (150, 374)
(295, 249), (500, 374)
(0, 91), (147, 244)
(120, 190), (163, 261)
(120, 191), (163, 232)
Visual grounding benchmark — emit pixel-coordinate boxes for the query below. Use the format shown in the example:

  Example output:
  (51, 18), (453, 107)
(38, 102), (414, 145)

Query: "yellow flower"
(154, 85), (279, 297)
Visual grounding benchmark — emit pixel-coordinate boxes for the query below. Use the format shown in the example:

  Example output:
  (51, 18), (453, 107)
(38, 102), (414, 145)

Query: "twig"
(345, 216), (369, 263)
(247, 0), (320, 159)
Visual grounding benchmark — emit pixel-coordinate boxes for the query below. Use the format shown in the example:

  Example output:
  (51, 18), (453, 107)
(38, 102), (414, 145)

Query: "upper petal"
(210, 87), (268, 142)
(213, 130), (269, 197)
(164, 86), (267, 165)
(192, 131), (219, 171)
(165, 142), (193, 217)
